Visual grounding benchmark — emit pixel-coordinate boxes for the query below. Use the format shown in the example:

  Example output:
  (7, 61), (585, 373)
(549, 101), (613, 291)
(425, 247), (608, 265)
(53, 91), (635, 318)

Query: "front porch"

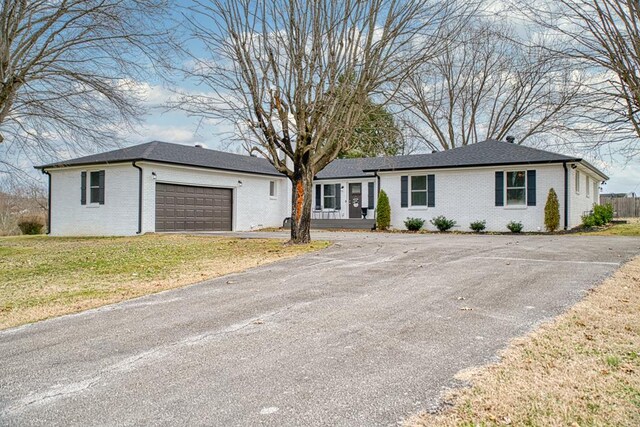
(311, 218), (376, 230)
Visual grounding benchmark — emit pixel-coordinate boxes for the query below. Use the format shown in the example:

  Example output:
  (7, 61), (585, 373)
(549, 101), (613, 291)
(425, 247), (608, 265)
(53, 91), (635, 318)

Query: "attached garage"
(155, 183), (232, 232)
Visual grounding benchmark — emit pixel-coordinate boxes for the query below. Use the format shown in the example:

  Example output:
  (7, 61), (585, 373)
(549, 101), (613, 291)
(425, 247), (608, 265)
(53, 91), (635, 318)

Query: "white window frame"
(269, 180), (277, 198)
(586, 175), (590, 198)
(575, 170), (580, 194)
(410, 175), (427, 207)
(505, 170), (527, 207)
(323, 184), (337, 210)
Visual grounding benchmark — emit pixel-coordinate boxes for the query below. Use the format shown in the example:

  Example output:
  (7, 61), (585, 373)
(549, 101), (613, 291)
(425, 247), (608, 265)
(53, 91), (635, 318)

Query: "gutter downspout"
(373, 171), (381, 230)
(563, 161), (569, 230)
(41, 169), (51, 235)
(132, 162), (143, 234)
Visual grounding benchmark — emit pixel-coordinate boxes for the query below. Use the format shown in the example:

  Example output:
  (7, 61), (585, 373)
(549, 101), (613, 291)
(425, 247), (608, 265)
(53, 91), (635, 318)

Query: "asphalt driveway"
(1, 232), (639, 426)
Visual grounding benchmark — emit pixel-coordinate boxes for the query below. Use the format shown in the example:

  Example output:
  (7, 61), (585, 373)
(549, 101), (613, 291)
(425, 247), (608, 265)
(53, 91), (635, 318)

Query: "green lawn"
(581, 219), (640, 236)
(0, 234), (328, 329)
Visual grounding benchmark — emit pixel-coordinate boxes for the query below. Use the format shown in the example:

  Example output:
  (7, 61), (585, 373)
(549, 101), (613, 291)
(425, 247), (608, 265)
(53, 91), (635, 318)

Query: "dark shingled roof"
(362, 139), (581, 172)
(37, 139), (608, 180)
(315, 139), (607, 179)
(36, 141), (283, 177)
(314, 157), (384, 179)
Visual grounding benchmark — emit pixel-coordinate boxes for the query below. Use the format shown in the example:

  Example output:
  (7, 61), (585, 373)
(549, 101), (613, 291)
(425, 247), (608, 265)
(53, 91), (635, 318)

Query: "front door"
(348, 183), (362, 218)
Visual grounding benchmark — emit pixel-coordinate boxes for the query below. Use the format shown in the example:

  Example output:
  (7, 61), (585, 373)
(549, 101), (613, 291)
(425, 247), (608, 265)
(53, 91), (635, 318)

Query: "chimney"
(506, 136), (515, 144)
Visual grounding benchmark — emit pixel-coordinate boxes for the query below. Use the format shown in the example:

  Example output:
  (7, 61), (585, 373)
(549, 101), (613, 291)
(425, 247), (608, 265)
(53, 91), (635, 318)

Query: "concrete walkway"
(1, 232), (638, 426)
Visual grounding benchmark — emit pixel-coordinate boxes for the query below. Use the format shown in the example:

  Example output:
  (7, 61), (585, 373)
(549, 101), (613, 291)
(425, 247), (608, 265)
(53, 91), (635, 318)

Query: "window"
(575, 170), (580, 193)
(586, 176), (590, 197)
(506, 171), (526, 205)
(83, 170), (104, 205)
(323, 184), (337, 209)
(593, 182), (598, 200)
(269, 181), (276, 197)
(411, 176), (427, 206)
(90, 171), (101, 203)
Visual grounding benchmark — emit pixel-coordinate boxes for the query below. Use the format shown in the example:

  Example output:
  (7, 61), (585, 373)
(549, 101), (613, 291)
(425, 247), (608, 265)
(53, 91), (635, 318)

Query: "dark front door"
(348, 183), (362, 218)
(155, 183), (232, 232)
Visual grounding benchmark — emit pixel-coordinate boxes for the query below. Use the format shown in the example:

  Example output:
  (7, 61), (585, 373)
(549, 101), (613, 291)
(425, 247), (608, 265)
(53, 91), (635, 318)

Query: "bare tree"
(397, 22), (582, 152)
(522, 0), (640, 157)
(0, 0), (174, 175)
(175, 0), (469, 243)
(0, 175), (46, 235)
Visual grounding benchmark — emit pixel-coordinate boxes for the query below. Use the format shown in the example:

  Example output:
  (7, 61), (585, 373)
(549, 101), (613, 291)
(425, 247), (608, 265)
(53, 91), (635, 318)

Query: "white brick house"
(37, 139), (607, 235)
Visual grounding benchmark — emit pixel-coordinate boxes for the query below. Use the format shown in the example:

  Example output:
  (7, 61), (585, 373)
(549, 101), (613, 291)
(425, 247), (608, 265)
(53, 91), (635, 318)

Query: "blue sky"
(112, 1), (640, 195)
(3, 0), (639, 195)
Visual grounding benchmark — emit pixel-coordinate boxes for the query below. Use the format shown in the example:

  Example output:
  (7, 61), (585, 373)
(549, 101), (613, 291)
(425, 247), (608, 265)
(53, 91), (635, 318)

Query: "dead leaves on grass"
(406, 256), (640, 427)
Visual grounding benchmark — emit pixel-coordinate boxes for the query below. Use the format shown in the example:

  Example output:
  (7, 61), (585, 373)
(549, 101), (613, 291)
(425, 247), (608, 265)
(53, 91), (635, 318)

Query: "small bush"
(430, 215), (456, 232)
(582, 203), (614, 228)
(581, 213), (597, 228)
(593, 203), (614, 225)
(544, 188), (560, 232)
(469, 220), (486, 233)
(404, 217), (425, 231)
(507, 221), (523, 233)
(376, 190), (391, 230)
(18, 217), (44, 235)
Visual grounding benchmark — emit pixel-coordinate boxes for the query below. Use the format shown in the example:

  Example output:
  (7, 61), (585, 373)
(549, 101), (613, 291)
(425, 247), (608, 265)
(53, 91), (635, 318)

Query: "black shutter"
(495, 171), (504, 206)
(81, 172), (87, 205)
(98, 170), (105, 205)
(335, 184), (341, 210)
(427, 174), (435, 207)
(527, 170), (536, 206)
(401, 176), (408, 207)
(315, 184), (321, 209)
(368, 182), (374, 209)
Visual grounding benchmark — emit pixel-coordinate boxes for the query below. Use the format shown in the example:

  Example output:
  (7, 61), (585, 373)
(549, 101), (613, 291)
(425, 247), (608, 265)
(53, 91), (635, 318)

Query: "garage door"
(155, 183), (232, 232)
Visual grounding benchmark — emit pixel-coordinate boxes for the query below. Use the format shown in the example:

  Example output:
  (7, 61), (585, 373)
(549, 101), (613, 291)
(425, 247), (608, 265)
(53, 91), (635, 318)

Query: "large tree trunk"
(290, 167), (314, 244)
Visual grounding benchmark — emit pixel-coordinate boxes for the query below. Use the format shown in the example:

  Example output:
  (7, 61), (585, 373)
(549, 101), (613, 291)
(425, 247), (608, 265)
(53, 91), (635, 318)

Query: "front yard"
(584, 218), (640, 237)
(0, 234), (328, 329)
(407, 255), (640, 427)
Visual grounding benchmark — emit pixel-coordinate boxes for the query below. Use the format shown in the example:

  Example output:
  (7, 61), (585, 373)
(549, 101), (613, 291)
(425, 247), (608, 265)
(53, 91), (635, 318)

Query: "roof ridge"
(513, 141), (581, 160)
(141, 141), (159, 158)
(149, 140), (271, 163)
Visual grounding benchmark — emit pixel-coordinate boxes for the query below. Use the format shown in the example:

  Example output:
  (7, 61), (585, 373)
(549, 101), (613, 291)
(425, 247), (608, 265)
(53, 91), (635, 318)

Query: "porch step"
(311, 219), (375, 230)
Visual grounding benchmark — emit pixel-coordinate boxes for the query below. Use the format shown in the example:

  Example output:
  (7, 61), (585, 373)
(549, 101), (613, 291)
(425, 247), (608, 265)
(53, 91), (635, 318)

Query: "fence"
(600, 195), (640, 217)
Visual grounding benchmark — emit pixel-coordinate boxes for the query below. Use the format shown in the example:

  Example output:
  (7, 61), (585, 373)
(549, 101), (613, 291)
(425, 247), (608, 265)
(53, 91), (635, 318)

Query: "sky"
(2, 0), (639, 195)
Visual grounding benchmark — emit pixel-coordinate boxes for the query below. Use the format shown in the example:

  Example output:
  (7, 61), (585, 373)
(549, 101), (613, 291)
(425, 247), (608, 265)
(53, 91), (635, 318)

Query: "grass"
(406, 255), (640, 427)
(0, 234), (328, 330)
(582, 218), (640, 237)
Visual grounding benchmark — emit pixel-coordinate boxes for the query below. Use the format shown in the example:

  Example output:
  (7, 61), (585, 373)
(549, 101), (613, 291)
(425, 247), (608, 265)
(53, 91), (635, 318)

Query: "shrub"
(469, 220), (486, 233)
(404, 217), (425, 231)
(507, 221), (523, 233)
(544, 188), (560, 232)
(593, 203), (614, 225)
(18, 216), (44, 235)
(582, 203), (614, 228)
(430, 215), (456, 232)
(376, 189), (391, 230)
(581, 213), (597, 228)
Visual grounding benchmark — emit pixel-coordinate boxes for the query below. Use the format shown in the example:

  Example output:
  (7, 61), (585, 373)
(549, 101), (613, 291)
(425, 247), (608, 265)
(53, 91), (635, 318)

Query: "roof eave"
(362, 159), (581, 173)
(578, 159), (609, 181)
(313, 174), (375, 181)
(37, 158), (283, 178)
